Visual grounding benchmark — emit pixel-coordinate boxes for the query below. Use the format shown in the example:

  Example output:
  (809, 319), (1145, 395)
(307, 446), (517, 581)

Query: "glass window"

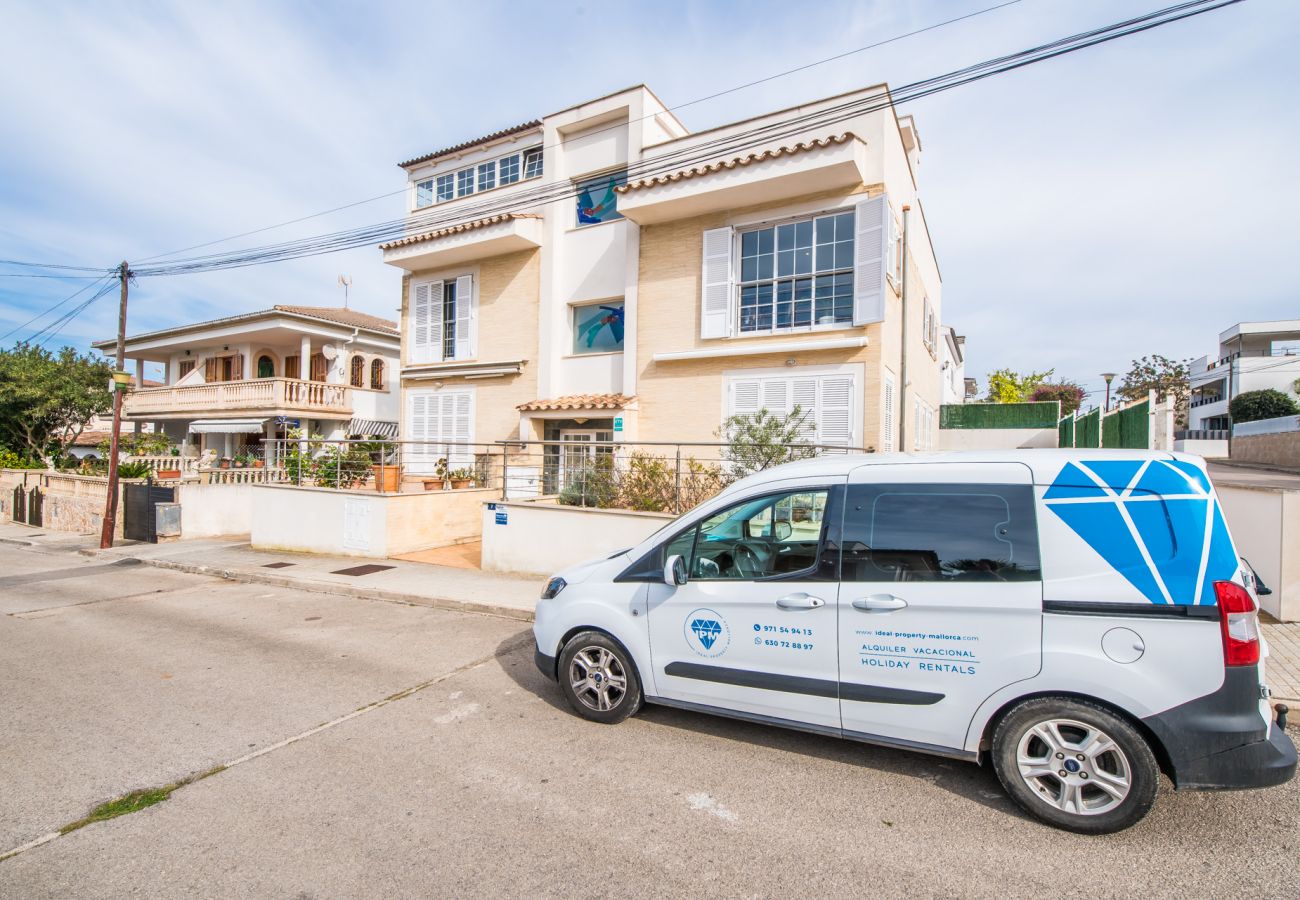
(499, 153), (520, 184)
(671, 489), (830, 581)
(350, 355), (365, 387)
(415, 180), (434, 208)
(523, 146), (543, 179)
(441, 280), (458, 360)
(436, 173), (454, 202)
(477, 161), (496, 192)
(256, 355), (274, 379)
(571, 301), (625, 354)
(841, 484), (1041, 582)
(575, 170), (627, 226)
(456, 168), (475, 197)
(370, 358), (384, 390)
(739, 211), (855, 334)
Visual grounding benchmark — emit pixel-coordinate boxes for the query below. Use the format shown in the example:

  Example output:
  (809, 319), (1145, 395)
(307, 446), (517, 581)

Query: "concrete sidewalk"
(0, 523), (540, 621)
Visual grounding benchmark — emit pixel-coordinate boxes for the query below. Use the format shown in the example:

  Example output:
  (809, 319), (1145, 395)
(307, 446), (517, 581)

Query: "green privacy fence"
(939, 401), (1060, 429)
(1057, 398), (1151, 449)
(1074, 408), (1101, 448)
(1102, 398), (1151, 449)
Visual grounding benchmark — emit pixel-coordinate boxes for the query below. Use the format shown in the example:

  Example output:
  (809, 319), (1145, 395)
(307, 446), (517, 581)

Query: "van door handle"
(777, 593), (825, 610)
(852, 594), (907, 612)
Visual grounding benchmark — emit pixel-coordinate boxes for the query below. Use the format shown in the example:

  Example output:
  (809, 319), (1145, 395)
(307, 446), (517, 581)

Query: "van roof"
(720, 449), (1205, 495)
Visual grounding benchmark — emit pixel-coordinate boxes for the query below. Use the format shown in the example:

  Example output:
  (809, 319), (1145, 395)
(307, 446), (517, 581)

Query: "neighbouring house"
(91, 305), (400, 459)
(1186, 320), (1300, 456)
(68, 376), (162, 459)
(939, 326), (968, 406)
(381, 82), (946, 481)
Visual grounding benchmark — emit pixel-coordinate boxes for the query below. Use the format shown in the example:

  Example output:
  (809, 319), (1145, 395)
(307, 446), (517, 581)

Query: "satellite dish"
(322, 345), (339, 361)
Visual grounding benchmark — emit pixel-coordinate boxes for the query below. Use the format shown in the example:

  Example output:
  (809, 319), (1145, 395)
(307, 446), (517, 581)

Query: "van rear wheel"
(991, 697), (1159, 834)
(558, 631), (642, 724)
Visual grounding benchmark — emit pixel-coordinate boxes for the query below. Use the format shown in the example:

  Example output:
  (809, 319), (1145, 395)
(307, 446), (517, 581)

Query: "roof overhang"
(617, 135), (868, 226)
(382, 215), (544, 272)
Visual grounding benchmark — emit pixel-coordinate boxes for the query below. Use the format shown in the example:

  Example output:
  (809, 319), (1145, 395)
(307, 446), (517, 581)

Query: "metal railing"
(1176, 429), (1230, 441)
(257, 437), (871, 511)
(1190, 395), (1223, 408)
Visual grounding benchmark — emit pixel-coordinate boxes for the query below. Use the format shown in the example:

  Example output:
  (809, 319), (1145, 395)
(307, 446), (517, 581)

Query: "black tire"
(557, 631), (643, 724)
(991, 696), (1160, 834)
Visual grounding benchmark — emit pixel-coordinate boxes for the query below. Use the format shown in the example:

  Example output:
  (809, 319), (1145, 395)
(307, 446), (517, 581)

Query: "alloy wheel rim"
(1015, 717), (1132, 816)
(569, 646), (627, 712)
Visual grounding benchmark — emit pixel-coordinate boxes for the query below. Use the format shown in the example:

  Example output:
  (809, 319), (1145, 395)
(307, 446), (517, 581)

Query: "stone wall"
(1231, 433), (1300, 468)
(0, 468), (133, 534)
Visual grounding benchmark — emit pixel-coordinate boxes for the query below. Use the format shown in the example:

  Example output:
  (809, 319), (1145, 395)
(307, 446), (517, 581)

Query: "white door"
(837, 463), (1043, 751)
(647, 484), (843, 731)
(558, 428), (613, 489)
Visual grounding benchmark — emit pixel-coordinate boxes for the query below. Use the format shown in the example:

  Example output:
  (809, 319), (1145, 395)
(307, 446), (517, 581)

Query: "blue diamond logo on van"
(1044, 460), (1237, 606)
(691, 619), (722, 649)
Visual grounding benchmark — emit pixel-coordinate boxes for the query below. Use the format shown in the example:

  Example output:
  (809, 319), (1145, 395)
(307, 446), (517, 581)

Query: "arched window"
(310, 352), (327, 382)
(370, 358), (385, 390)
(350, 355), (365, 387)
(257, 355), (275, 378)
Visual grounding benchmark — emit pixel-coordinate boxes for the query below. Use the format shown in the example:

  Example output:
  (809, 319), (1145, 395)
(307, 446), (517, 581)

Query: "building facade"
(382, 83), (948, 473)
(1188, 320), (1300, 434)
(93, 305), (400, 458)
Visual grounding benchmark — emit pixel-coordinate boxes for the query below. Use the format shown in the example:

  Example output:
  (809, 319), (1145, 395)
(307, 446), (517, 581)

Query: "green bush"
(0, 448), (45, 469)
(1229, 389), (1298, 424)
(98, 431), (173, 457)
(557, 457), (618, 508)
(717, 407), (818, 479)
(116, 461), (154, 479)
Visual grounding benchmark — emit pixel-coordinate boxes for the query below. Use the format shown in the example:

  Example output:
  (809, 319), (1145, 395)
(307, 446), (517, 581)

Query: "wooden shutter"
(310, 353), (327, 382)
(204, 357), (218, 383)
(700, 227), (733, 339)
(455, 274), (475, 360)
(410, 280), (443, 364)
(852, 194), (888, 326)
(231, 354), (244, 380)
(284, 355), (300, 380)
(882, 373), (896, 452)
(817, 375), (855, 447)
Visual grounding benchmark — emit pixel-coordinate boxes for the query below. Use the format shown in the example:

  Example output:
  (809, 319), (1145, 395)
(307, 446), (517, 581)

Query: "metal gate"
(27, 487), (42, 527)
(12, 484), (25, 524)
(123, 482), (175, 543)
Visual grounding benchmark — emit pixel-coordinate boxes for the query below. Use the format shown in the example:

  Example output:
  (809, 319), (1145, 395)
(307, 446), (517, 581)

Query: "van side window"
(841, 483), (1041, 582)
(670, 489), (831, 581)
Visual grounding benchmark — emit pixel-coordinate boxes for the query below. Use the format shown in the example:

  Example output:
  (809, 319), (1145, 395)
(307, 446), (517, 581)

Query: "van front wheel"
(991, 697), (1159, 834)
(558, 631), (642, 724)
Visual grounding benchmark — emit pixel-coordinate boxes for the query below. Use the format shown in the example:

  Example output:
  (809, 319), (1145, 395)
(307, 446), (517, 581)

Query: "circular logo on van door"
(684, 608), (730, 658)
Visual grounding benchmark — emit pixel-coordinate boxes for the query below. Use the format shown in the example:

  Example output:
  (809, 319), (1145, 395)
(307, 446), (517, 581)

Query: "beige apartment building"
(381, 83), (947, 478)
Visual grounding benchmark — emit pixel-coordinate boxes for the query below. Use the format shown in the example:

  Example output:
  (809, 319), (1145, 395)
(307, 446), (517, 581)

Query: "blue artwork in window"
(573, 302), (625, 354)
(575, 171), (626, 225)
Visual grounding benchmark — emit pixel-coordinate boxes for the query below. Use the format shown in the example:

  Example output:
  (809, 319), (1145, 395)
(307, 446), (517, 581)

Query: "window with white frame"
(886, 212), (902, 288)
(411, 145), (543, 210)
(738, 211), (855, 334)
(436, 173), (454, 202)
(498, 153), (520, 185)
(409, 275), (475, 365)
(477, 161), (496, 192)
(456, 168), (475, 197)
(523, 146), (543, 179)
(724, 368), (859, 448)
(415, 180), (434, 208)
(405, 387), (475, 471)
(922, 297), (937, 356)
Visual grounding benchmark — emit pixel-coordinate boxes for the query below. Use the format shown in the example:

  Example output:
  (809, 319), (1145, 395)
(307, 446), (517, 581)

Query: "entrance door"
(837, 462), (1043, 751)
(558, 428), (613, 490)
(647, 484), (843, 731)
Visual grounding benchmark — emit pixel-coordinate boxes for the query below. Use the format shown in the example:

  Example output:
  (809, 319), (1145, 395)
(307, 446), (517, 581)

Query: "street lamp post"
(1101, 372), (1117, 412)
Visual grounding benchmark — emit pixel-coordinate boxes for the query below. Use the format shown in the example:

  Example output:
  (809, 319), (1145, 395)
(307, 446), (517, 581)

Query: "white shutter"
(700, 227), (733, 339)
(728, 379), (761, 418)
(761, 379), (790, 415)
(455, 274), (475, 360)
(791, 378), (818, 443)
(818, 376), (854, 447)
(852, 195), (888, 326)
(882, 373), (896, 453)
(450, 389), (474, 466)
(410, 280), (444, 364)
(405, 391), (434, 474)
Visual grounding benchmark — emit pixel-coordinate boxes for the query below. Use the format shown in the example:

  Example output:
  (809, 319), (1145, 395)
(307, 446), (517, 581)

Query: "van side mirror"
(664, 554), (688, 586)
(1242, 558), (1272, 596)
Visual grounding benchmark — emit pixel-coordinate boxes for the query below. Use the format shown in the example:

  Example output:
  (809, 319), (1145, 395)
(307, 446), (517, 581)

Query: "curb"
(0, 537), (33, 547)
(116, 554), (536, 623)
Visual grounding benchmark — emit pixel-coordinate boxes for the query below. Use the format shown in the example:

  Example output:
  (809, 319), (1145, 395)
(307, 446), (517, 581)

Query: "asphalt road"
(1, 541), (1297, 898)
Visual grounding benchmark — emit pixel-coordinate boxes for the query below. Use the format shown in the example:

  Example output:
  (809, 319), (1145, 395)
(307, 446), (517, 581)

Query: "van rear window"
(841, 483), (1041, 582)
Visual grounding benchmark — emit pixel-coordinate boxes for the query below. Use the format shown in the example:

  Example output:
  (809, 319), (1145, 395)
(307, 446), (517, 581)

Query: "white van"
(533, 450), (1296, 833)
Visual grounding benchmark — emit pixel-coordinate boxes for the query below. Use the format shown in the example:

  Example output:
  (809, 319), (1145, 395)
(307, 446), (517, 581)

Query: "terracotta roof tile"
(617, 133), (857, 193)
(517, 394), (635, 412)
(379, 214), (541, 251)
(399, 120), (542, 169)
(272, 305), (398, 334)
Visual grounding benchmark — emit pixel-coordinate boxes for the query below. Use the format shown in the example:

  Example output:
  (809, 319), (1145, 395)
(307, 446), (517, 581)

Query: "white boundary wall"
(937, 427), (1056, 450)
(482, 501), (674, 576)
(1216, 483), (1300, 622)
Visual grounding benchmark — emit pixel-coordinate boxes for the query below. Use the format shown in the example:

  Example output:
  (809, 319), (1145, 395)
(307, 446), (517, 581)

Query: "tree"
(1117, 354), (1190, 406)
(985, 368), (1053, 404)
(0, 344), (113, 461)
(1029, 382), (1086, 416)
(1229, 389), (1298, 424)
(717, 407), (818, 478)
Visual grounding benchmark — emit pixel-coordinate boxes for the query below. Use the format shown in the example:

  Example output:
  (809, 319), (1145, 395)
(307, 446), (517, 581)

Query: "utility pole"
(99, 261), (130, 549)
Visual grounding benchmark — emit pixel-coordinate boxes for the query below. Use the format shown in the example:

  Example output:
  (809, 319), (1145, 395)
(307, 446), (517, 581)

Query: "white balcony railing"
(125, 378), (351, 416)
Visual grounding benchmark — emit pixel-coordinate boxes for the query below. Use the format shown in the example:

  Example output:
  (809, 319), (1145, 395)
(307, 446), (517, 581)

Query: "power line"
(137, 0), (1026, 264)
(129, 0), (1243, 279)
(0, 273), (115, 344)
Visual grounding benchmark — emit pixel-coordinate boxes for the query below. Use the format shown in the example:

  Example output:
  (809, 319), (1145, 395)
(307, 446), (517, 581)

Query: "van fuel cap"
(1102, 627), (1145, 664)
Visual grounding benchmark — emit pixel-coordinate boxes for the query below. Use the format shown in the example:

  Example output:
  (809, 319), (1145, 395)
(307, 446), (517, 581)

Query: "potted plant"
(423, 457), (448, 491)
(156, 463), (182, 479)
(361, 440), (399, 493)
(448, 467), (476, 489)
(219, 457), (232, 470)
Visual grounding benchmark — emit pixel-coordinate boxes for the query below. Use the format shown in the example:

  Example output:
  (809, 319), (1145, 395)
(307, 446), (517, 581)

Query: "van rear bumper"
(1143, 667), (1297, 791)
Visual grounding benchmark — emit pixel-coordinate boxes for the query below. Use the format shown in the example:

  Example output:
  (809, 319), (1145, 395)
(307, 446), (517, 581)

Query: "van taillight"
(1213, 580), (1261, 667)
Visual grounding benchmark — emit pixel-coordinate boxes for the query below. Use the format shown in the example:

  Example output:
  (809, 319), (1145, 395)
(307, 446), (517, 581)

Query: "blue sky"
(2, 0), (1297, 403)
